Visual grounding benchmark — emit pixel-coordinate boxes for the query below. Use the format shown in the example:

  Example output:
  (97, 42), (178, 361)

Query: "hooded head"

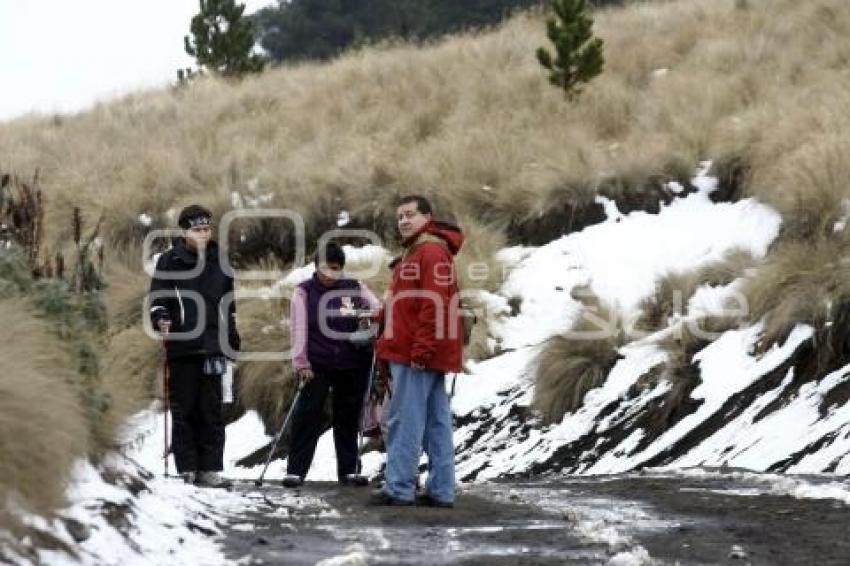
(395, 195), (464, 255)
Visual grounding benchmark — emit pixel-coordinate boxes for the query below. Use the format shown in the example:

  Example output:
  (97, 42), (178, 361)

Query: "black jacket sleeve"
(226, 274), (241, 354)
(149, 254), (176, 328)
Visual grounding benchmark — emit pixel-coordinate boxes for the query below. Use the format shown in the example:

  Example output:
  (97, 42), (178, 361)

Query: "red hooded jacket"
(376, 221), (465, 373)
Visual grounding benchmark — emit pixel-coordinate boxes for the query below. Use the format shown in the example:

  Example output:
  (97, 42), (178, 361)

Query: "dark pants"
(168, 356), (225, 473)
(287, 367), (367, 480)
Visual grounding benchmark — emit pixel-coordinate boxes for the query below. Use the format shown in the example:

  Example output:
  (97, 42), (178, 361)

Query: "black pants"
(287, 367), (367, 480)
(168, 356), (225, 473)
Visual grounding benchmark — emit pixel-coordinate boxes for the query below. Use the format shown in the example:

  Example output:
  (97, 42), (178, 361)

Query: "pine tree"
(536, 0), (604, 100)
(184, 0), (265, 78)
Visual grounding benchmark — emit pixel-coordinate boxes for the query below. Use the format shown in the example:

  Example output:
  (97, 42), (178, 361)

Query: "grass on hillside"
(2, 0), (847, 256)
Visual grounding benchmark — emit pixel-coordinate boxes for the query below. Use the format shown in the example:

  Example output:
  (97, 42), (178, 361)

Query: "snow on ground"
(18, 409), (261, 566)
(646, 467), (850, 505)
(452, 164), (850, 481)
(20, 408), (359, 565)
(668, 331), (850, 473)
(488, 162), (781, 350)
(487, 485), (665, 565)
(35, 458), (233, 566)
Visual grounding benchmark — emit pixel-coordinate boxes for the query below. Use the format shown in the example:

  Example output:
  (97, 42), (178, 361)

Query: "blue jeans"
(383, 362), (455, 503)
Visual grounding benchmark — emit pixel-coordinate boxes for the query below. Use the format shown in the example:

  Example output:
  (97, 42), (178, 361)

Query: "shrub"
(533, 300), (623, 423)
(0, 301), (88, 531)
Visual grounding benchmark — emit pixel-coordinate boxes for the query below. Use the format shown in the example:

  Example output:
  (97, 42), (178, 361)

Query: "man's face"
(397, 202), (431, 240)
(185, 224), (212, 250)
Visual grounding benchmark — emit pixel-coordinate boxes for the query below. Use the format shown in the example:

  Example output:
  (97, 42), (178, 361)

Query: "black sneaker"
(368, 489), (414, 506)
(282, 474), (304, 488)
(415, 493), (454, 508)
(340, 474), (370, 487)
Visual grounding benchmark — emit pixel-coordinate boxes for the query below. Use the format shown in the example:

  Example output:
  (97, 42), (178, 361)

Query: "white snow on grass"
(607, 547), (655, 566)
(220, 410), (383, 483)
(36, 458), (232, 566)
(489, 164), (781, 351)
(453, 347), (537, 416)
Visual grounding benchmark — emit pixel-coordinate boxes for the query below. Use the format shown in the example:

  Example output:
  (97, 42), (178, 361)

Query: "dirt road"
(217, 473), (849, 565)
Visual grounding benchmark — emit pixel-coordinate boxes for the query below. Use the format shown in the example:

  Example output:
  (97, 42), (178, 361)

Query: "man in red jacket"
(372, 195), (464, 507)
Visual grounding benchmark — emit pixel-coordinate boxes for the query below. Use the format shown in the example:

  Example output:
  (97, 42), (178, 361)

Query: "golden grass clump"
(533, 300), (624, 424)
(102, 244), (151, 334)
(0, 300), (88, 524)
(743, 236), (850, 371)
(634, 249), (757, 335)
(233, 281), (299, 431)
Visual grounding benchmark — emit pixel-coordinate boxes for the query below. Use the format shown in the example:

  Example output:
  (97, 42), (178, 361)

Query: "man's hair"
(397, 195), (433, 216)
(178, 204), (213, 229)
(315, 240), (346, 268)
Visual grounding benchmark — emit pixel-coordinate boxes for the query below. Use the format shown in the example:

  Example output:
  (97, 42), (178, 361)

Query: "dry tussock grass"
(635, 249), (756, 334)
(5, 0), (848, 396)
(743, 236), (850, 364)
(235, 279), (299, 430)
(2, 0), (847, 252)
(0, 300), (88, 524)
(103, 327), (160, 413)
(102, 244), (149, 334)
(533, 300), (624, 423)
(656, 316), (745, 368)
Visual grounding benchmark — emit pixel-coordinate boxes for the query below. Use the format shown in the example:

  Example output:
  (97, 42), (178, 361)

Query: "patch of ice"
(315, 543), (369, 566)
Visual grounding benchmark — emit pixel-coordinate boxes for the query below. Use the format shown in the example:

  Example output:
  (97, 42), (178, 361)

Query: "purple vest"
(299, 275), (372, 371)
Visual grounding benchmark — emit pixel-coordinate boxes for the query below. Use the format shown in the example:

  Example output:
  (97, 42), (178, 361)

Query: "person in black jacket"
(149, 204), (240, 488)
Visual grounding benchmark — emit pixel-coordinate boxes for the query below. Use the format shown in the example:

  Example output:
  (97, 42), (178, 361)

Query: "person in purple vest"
(283, 241), (380, 487)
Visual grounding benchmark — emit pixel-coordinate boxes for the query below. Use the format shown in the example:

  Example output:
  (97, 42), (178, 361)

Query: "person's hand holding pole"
(297, 368), (314, 384)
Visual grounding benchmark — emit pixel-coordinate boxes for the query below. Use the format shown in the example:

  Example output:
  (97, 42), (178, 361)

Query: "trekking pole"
(255, 380), (305, 487)
(161, 341), (171, 478)
(355, 349), (378, 476)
